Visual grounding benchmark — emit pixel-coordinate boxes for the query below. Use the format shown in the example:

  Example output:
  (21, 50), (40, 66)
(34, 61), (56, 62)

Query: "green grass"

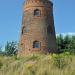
(0, 53), (75, 75)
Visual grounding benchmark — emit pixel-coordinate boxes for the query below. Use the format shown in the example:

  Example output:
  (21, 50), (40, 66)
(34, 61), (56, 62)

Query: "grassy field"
(0, 53), (75, 75)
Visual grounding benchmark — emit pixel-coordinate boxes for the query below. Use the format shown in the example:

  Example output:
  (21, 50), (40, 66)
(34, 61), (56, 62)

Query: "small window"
(22, 27), (26, 34)
(33, 41), (40, 48)
(34, 9), (40, 16)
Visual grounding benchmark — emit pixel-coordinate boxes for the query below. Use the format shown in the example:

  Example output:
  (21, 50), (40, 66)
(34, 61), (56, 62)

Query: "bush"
(52, 53), (71, 69)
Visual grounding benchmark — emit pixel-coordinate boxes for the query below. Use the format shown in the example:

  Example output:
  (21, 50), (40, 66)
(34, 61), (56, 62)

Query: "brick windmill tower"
(18, 0), (57, 55)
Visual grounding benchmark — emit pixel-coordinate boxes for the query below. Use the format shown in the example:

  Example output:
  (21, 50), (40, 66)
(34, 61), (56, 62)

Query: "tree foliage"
(5, 41), (18, 56)
(56, 35), (75, 54)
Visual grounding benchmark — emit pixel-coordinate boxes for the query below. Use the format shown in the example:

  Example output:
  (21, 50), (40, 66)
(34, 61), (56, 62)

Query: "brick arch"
(33, 41), (40, 48)
(34, 9), (41, 16)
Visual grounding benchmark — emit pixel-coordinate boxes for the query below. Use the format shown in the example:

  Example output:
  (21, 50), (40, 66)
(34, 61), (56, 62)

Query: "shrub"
(52, 53), (71, 69)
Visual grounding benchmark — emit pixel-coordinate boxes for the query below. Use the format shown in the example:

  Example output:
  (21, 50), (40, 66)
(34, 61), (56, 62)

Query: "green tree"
(56, 34), (64, 53)
(0, 46), (2, 55)
(5, 41), (18, 56)
(68, 36), (75, 54)
(56, 35), (75, 55)
(63, 35), (71, 48)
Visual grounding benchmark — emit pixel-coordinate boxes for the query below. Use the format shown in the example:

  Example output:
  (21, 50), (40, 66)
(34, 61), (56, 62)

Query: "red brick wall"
(18, 0), (57, 56)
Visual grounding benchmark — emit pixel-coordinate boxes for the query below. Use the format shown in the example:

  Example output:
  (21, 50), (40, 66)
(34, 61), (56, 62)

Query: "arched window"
(22, 27), (26, 34)
(34, 9), (40, 16)
(33, 41), (40, 48)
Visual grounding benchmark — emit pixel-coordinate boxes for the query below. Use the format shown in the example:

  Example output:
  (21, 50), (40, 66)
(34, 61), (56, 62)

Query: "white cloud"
(56, 32), (75, 36)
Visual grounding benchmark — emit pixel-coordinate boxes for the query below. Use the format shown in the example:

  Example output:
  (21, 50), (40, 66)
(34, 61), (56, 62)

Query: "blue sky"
(0, 0), (75, 46)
